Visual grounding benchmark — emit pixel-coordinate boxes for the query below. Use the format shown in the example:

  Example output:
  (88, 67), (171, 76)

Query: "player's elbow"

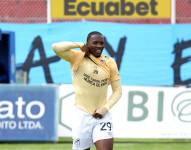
(51, 43), (58, 52)
(118, 86), (122, 99)
(113, 85), (122, 100)
(111, 80), (122, 100)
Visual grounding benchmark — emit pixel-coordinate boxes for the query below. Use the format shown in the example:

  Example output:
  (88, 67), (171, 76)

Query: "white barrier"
(58, 84), (191, 138)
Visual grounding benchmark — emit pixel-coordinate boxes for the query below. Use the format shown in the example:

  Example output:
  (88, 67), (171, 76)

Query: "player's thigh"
(95, 138), (113, 150)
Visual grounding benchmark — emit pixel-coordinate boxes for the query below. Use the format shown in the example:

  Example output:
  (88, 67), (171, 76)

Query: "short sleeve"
(108, 58), (120, 82)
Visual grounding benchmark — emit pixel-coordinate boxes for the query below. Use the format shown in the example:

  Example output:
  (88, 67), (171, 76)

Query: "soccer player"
(52, 31), (122, 150)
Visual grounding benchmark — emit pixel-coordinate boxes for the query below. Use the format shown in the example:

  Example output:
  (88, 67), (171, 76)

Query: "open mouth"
(96, 49), (102, 53)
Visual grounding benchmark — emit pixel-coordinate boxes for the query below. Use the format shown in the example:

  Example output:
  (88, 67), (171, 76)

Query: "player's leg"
(94, 138), (113, 150)
(92, 112), (113, 150)
(72, 106), (94, 150)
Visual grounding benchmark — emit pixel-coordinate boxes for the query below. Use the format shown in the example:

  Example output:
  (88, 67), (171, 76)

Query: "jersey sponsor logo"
(93, 69), (98, 74)
(83, 73), (108, 87)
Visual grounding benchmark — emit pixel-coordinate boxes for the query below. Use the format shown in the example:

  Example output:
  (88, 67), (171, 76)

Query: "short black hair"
(86, 31), (103, 43)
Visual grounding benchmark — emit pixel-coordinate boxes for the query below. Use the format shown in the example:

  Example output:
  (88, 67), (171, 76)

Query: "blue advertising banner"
(0, 85), (58, 141)
(0, 22), (191, 86)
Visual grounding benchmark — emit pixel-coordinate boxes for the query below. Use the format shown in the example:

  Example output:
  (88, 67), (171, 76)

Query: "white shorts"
(72, 106), (113, 150)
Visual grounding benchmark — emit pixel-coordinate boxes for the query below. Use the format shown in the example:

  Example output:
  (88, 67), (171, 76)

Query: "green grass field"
(1, 138), (191, 150)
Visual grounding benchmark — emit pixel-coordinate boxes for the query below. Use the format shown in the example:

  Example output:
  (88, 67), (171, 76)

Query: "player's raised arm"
(51, 41), (84, 63)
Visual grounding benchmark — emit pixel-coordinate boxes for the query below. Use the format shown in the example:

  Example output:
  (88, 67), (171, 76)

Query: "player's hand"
(92, 107), (108, 119)
(81, 44), (89, 55)
(92, 112), (103, 119)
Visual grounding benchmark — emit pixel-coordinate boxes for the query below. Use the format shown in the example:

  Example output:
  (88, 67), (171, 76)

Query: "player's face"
(87, 34), (104, 58)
